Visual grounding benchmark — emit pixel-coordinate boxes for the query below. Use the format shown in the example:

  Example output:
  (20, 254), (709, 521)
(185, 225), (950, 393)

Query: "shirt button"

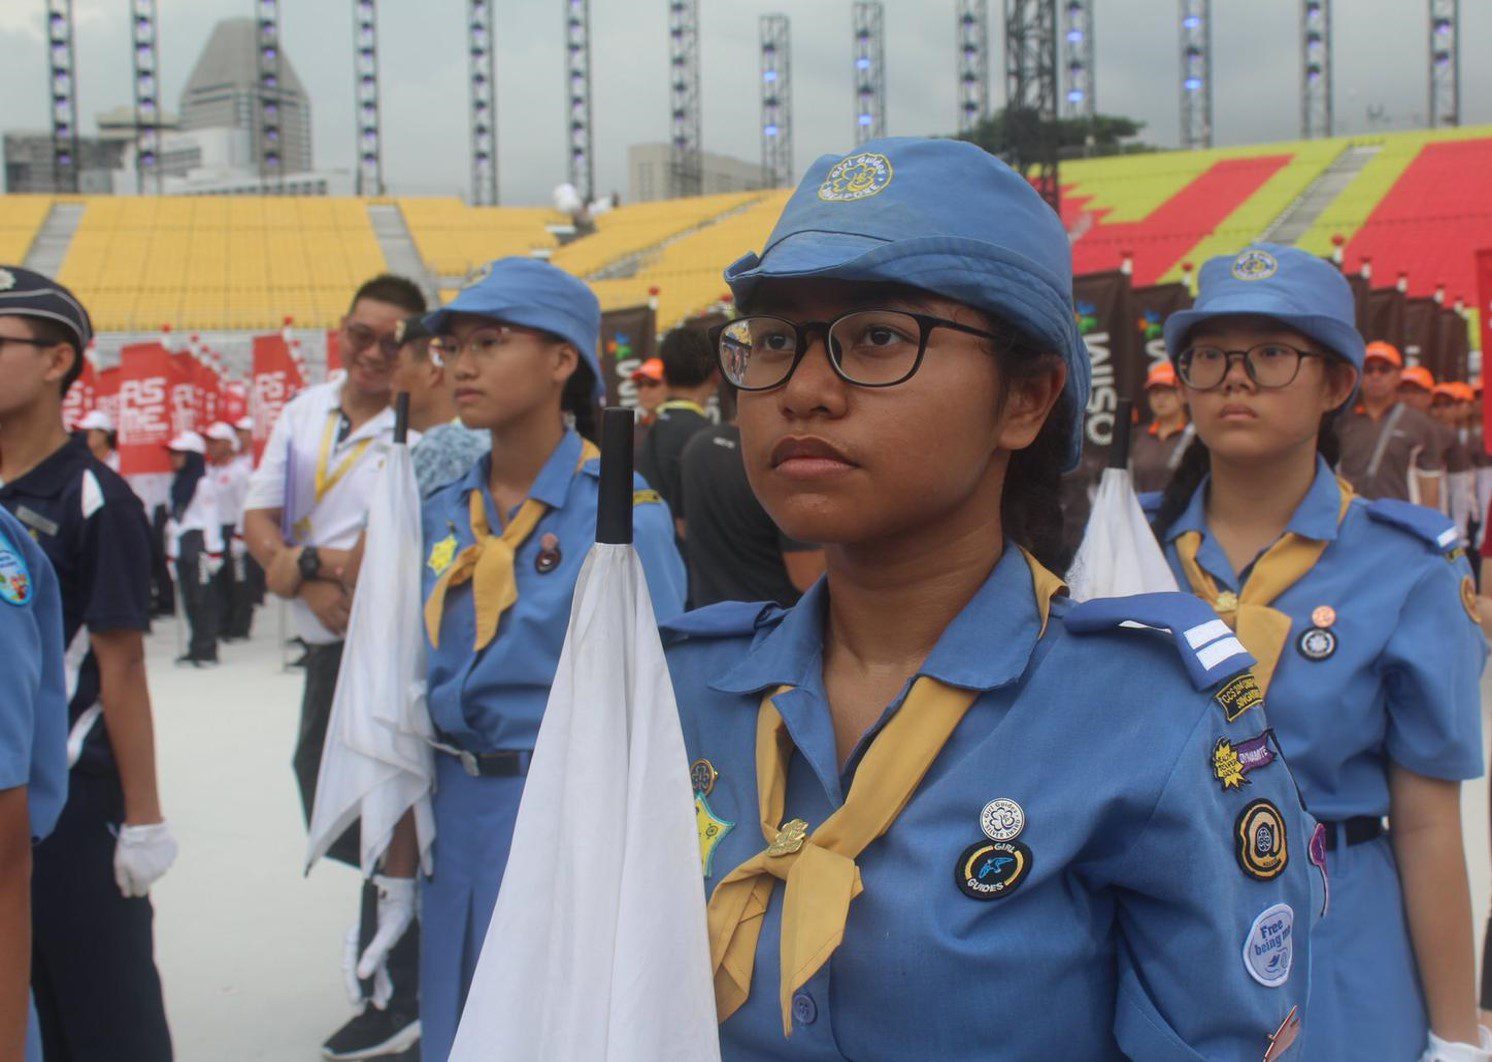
(791, 991), (817, 1026)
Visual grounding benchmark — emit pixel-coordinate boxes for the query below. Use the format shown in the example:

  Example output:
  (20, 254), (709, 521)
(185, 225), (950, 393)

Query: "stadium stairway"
(366, 203), (439, 303)
(24, 201), (84, 277)
(1264, 144), (1381, 245)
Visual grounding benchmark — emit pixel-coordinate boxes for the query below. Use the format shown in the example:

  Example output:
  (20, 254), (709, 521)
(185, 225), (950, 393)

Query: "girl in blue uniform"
(365, 258), (686, 1060)
(1151, 243), (1487, 1061)
(661, 138), (1318, 1060)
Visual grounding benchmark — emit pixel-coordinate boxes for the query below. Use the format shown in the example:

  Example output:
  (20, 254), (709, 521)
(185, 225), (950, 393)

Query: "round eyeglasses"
(1177, 342), (1323, 392)
(710, 310), (1010, 392)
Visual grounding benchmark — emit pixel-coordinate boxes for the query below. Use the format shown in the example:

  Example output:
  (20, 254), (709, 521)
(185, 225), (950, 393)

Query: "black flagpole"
(1109, 397), (1133, 470)
(596, 407), (634, 545)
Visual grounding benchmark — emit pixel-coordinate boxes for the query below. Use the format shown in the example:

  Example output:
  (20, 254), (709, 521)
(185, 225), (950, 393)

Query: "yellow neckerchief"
(1173, 477), (1354, 694)
(706, 549), (1065, 1037)
(314, 410), (376, 503)
(423, 439), (599, 651)
(659, 398), (708, 418)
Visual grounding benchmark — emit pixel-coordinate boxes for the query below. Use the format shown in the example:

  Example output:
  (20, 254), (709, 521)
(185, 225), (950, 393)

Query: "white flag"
(450, 543), (720, 1062)
(305, 441), (435, 877)
(1067, 467), (1179, 601)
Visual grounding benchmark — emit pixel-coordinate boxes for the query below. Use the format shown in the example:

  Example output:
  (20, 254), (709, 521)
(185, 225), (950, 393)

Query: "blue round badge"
(0, 534), (32, 607)
(1231, 249), (1279, 282)
(817, 152), (894, 202)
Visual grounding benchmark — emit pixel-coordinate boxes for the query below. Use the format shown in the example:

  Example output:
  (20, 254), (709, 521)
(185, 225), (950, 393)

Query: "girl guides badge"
(0, 531), (32, 607)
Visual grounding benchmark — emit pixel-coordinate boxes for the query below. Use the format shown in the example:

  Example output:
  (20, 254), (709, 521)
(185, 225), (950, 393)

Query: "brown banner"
(598, 305), (658, 409)
(1436, 308), (1470, 383)
(1130, 282), (1192, 423)
(1362, 287), (1407, 352)
(1344, 273), (1371, 337)
(1402, 297), (1442, 378)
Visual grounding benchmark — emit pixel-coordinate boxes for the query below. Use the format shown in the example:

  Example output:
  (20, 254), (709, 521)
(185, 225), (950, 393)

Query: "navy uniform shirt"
(0, 438), (153, 773)
(663, 546), (1318, 1060)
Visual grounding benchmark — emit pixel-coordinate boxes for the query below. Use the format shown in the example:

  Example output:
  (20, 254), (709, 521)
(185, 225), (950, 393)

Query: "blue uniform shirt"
(664, 545), (1317, 1060)
(422, 429), (686, 751)
(0, 438), (153, 774)
(0, 505), (67, 840)
(1157, 457), (1485, 818)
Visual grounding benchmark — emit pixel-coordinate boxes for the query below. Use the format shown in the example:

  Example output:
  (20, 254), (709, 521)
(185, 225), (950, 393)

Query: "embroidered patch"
(0, 535), (31, 607)
(689, 758), (718, 796)
(1264, 1006), (1301, 1062)
(817, 152), (894, 202)
(1461, 576), (1479, 623)
(955, 840), (1032, 901)
(1242, 903), (1294, 987)
(1231, 248), (1279, 282)
(1211, 731), (1277, 790)
(1236, 799), (1288, 881)
(1214, 673), (1263, 723)
(633, 489), (662, 506)
(979, 798), (1025, 842)
(427, 534), (458, 576)
(1308, 821), (1330, 918)
(1296, 626), (1337, 661)
(695, 792), (733, 878)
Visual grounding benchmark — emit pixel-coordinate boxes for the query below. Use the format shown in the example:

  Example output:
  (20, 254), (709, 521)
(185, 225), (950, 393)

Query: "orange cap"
(1145, 362), (1179, 389)
(629, 357), (664, 383)
(1453, 382), (1476, 402)
(1399, 366), (1435, 392)
(1432, 382), (1460, 400)
(1364, 341), (1403, 367)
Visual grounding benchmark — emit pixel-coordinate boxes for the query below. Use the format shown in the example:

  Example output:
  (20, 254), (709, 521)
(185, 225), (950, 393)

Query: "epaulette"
(1137, 490), (1163, 520)
(1063, 591), (1254, 691)
(660, 600), (784, 642)
(1364, 498), (1461, 553)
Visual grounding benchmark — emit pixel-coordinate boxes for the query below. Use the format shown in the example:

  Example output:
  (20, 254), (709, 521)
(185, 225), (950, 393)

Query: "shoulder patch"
(0, 526), (33, 607)
(1365, 498), (1460, 553)
(660, 600), (785, 643)
(1063, 591), (1254, 691)
(633, 489), (662, 506)
(80, 469), (106, 520)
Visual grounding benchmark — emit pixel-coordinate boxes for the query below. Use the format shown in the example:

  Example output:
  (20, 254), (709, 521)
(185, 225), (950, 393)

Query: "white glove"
(1422, 1027), (1492, 1062)
(201, 553), (224, 581)
(342, 875), (416, 1007)
(113, 821), (179, 897)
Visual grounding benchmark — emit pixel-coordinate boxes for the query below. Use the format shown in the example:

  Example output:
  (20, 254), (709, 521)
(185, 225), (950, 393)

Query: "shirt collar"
(1164, 455), (1342, 545)
(455, 428), (581, 512)
(0, 438), (86, 500)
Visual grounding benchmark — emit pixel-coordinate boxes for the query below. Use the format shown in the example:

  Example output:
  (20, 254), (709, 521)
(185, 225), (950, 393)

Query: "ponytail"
(561, 360), (599, 443)
(1003, 398), (1073, 574)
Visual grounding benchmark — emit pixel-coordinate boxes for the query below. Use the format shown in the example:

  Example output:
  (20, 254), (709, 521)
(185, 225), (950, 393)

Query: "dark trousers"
(174, 530), (220, 662)
(296, 642), (420, 1017)
(149, 506), (174, 616)
(32, 770), (173, 1062)
(216, 526), (255, 639)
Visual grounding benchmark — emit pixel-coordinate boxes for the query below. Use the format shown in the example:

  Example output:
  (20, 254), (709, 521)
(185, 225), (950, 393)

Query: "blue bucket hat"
(424, 256), (603, 399)
(723, 137), (1090, 471)
(1163, 242), (1365, 372)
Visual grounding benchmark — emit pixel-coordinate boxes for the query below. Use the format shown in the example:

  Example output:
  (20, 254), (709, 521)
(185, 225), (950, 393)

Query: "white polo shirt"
(245, 379), (412, 644)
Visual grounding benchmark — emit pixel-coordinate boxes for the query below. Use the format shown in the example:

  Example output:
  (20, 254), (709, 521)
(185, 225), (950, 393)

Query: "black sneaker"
(322, 1007), (420, 1060)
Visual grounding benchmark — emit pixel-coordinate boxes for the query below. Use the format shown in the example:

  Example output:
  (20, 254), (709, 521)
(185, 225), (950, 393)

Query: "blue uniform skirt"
(1300, 832), (1427, 1060)
(419, 754), (527, 1061)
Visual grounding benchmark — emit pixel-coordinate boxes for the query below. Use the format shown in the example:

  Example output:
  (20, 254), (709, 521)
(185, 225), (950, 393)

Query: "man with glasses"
(1338, 341), (1445, 507)
(241, 274), (427, 1061)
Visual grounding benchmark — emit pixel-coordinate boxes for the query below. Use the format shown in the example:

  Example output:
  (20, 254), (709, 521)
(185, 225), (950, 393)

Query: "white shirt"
(211, 456), (251, 531)
(245, 380), (410, 644)
(167, 475), (223, 558)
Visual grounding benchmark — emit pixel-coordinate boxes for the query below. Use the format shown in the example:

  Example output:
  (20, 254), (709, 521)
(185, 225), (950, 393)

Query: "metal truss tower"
(353, 0), (383, 196)
(668, 0), (702, 198)
(565, 0), (594, 202)
(852, 2), (886, 145)
(130, 0), (162, 193)
(956, 0), (990, 135)
(46, 0), (79, 192)
(1300, 0), (1331, 138)
(1061, 0), (1095, 119)
(254, 0), (284, 188)
(1003, 0), (1060, 213)
(760, 15), (793, 188)
(468, 0), (498, 205)
(1178, 0), (1212, 149)
(1429, 0), (1460, 127)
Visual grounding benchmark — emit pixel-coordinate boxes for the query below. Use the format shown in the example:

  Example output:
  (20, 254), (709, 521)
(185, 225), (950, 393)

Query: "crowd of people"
(1, 133), (1490, 1062)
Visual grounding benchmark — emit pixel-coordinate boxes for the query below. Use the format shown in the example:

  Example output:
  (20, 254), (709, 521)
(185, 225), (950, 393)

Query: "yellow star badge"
(427, 534), (458, 576)
(1212, 738), (1247, 790)
(695, 792), (734, 878)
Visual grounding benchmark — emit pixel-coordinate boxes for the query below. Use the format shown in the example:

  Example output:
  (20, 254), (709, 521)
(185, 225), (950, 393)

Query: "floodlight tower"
(853, 2), (886, 145)
(668, 0), (702, 198)
(130, 0), (161, 193)
(956, 0), (990, 135)
(46, 0), (80, 192)
(565, 0), (594, 203)
(1179, 0), (1212, 149)
(1300, 0), (1332, 138)
(353, 0), (383, 196)
(1003, 0), (1060, 213)
(468, 0), (498, 205)
(1061, 0), (1095, 119)
(255, 0), (284, 189)
(760, 15), (793, 188)
(1429, 0), (1460, 127)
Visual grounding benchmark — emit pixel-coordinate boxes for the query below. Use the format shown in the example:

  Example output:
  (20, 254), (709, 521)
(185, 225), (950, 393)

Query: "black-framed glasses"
(1177, 342), (1323, 392)
(428, 325), (543, 365)
(710, 310), (1011, 392)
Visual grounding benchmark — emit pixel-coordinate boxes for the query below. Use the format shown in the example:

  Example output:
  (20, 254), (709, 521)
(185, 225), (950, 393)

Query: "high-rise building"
(179, 17), (312, 175)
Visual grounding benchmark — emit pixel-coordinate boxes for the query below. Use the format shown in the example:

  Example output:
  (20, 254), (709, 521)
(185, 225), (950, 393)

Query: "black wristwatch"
(297, 546), (323, 581)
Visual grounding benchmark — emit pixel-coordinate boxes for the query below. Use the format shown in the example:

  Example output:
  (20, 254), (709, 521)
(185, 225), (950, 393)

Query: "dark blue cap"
(0, 265), (92, 354)
(1163, 242), (1365, 371)
(723, 137), (1089, 470)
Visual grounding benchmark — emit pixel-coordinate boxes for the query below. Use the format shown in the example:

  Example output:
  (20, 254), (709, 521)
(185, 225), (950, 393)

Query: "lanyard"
(314, 411), (374, 504)
(659, 399), (707, 417)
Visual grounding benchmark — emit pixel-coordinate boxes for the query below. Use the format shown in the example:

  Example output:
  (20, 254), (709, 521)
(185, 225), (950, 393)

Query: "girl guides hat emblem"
(817, 152), (893, 202)
(1231, 248), (1279, 281)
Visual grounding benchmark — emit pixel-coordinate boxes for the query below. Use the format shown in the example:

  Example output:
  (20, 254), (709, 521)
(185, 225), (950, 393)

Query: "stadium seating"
(399, 199), (562, 279)
(547, 191), (765, 280)
(0, 195), (52, 264)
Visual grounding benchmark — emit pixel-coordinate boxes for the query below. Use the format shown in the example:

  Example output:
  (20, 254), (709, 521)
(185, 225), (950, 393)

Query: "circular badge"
(979, 798), (1025, 841)
(534, 533), (562, 574)
(817, 152), (894, 202)
(689, 758), (717, 796)
(1235, 799), (1288, 881)
(0, 538), (32, 608)
(1310, 604), (1336, 628)
(954, 840), (1032, 901)
(1242, 903), (1295, 988)
(1461, 576), (1479, 623)
(1231, 249), (1279, 282)
(1296, 626), (1336, 661)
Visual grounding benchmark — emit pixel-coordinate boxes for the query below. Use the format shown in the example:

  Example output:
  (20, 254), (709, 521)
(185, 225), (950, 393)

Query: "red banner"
(95, 366), (120, 429)
(192, 356), (221, 428)
(62, 352), (97, 430)
(1475, 250), (1492, 453)
(251, 332), (306, 463)
(325, 330), (342, 379)
(169, 352), (200, 437)
(118, 342), (174, 475)
(220, 379), (249, 425)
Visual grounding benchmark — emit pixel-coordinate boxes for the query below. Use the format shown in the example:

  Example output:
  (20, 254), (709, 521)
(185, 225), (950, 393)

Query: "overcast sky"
(1, 0), (1488, 204)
